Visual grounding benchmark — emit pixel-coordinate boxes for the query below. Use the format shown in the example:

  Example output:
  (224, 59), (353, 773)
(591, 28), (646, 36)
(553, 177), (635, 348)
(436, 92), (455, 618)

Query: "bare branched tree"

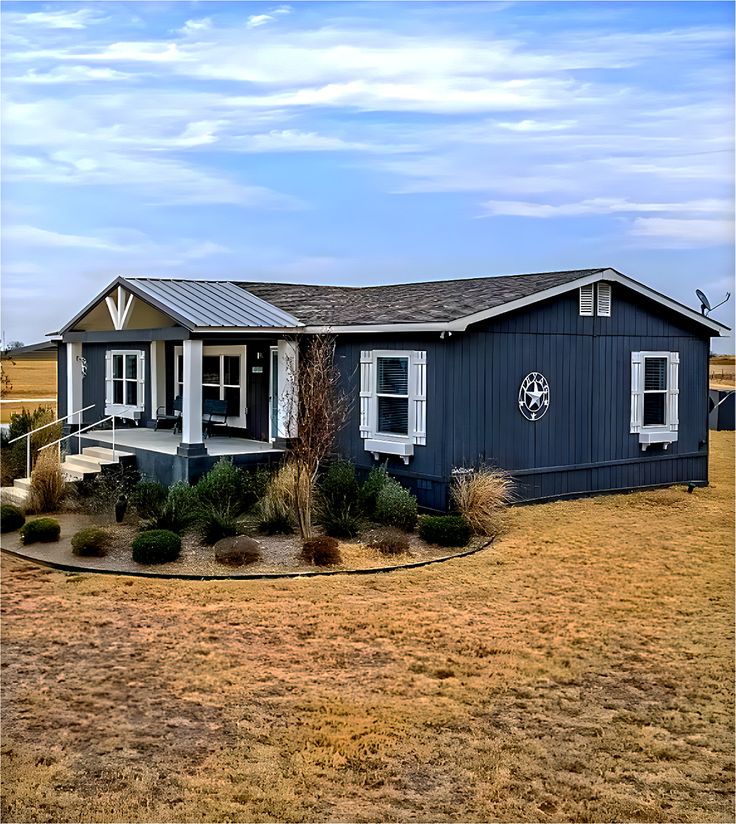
(286, 335), (350, 539)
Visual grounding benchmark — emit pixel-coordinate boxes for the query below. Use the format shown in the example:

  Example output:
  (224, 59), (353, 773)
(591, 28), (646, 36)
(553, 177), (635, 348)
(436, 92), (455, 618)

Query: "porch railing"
(7, 404), (95, 478)
(39, 407), (136, 464)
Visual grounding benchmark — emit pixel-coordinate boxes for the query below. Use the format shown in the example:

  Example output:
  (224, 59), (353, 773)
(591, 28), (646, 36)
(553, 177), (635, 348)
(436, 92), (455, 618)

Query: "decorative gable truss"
(105, 286), (135, 331)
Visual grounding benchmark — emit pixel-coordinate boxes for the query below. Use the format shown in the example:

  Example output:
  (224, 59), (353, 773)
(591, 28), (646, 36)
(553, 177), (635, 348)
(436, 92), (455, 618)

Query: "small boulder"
(214, 535), (261, 567)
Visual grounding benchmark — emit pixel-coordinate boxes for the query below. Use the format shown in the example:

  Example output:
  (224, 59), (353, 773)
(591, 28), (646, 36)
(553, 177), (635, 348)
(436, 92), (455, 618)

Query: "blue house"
(50, 268), (728, 509)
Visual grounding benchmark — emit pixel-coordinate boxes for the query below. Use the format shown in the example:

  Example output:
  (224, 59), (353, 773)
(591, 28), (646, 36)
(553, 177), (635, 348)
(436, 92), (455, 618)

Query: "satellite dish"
(696, 289), (712, 315)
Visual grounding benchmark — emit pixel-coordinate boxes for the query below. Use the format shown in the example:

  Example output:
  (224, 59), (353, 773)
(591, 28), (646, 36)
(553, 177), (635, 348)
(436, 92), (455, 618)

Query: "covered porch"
(81, 427), (283, 457)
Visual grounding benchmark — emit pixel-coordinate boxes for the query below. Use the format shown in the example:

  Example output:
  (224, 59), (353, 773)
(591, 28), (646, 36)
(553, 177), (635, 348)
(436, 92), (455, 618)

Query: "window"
(597, 283), (612, 317)
(105, 350), (145, 418)
(579, 284), (594, 316)
(630, 351), (679, 449)
(360, 350), (426, 463)
(175, 345), (247, 427)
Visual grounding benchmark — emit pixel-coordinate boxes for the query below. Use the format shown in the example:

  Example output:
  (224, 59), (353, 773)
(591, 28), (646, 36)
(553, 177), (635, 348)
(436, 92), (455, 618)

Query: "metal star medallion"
(518, 372), (550, 421)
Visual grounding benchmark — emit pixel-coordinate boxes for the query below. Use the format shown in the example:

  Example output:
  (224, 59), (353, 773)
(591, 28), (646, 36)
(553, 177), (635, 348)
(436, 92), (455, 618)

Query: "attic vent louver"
(597, 283), (612, 317)
(579, 284), (594, 316)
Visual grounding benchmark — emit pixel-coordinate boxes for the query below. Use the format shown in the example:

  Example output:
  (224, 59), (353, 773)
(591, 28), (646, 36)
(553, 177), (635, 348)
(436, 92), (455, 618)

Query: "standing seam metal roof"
(129, 278), (302, 328)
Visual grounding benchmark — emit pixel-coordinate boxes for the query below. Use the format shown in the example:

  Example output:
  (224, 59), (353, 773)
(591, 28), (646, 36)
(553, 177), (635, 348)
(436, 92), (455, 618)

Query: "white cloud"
(630, 217), (734, 247)
(15, 66), (133, 84)
(7, 8), (106, 30)
(179, 18), (212, 35)
(247, 6), (291, 29)
(2, 224), (126, 251)
(481, 197), (732, 218)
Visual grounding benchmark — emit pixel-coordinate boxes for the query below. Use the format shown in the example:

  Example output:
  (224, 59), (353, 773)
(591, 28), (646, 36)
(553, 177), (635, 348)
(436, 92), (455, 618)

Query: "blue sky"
(1, 1), (734, 349)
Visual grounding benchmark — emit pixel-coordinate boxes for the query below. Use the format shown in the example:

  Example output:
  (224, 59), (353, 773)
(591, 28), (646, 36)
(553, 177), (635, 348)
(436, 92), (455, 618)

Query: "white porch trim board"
(276, 339), (298, 439)
(66, 342), (83, 425)
(180, 339), (204, 450)
(150, 340), (166, 417)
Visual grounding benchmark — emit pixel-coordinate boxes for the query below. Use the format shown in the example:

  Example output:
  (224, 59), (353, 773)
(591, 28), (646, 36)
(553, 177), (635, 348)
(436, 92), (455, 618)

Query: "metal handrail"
(7, 404), (95, 478)
(39, 407), (136, 463)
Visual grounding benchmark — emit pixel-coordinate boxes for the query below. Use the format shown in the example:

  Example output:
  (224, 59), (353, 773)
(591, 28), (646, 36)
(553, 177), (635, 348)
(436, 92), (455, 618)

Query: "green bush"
(418, 515), (471, 547)
(1, 503), (25, 533)
(301, 535), (341, 566)
(130, 480), (168, 520)
(320, 504), (361, 539)
(143, 482), (200, 534)
(375, 479), (418, 532)
(258, 509), (294, 535)
(196, 459), (247, 512)
(359, 465), (389, 516)
(19, 517), (61, 544)
(199, 506), (239, 545)
(71, 527), (110, 557)
(319, 460), (361, 538)
(131, 529), (181, 564)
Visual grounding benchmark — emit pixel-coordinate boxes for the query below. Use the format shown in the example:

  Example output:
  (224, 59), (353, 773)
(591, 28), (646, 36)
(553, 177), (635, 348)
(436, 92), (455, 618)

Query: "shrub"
(71, 527), (110, 557)
(418, 515), (471, 547)
(367, 528), (410, 556)
(196, 459), (250, 514)
(301, 535), (341, 566)
(143, 482), (200, 534)
(214, 535), (261, 567)
(451, 467), (514, 536)
(76, 464), (140, 519)
(2, 406), (61, 486)
(319, 503), (362, 539)
(375, 479), (418, 532)
(1, 503), (25, 533)
(199, 506), (238, 545)
(318, 460), (361, 538)
(19, 517), (61, 544)
(131, 529), (181, 564)
(130, 480), (168, 520)
(239, 467), (271, 512)
(359, 465), (389, 516)
(257, 463), (295, 534)
(27, 449), (65, 514)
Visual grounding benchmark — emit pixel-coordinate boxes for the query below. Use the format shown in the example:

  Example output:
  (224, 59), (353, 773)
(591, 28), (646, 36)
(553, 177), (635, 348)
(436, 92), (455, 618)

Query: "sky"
(1, 0), (734, 350)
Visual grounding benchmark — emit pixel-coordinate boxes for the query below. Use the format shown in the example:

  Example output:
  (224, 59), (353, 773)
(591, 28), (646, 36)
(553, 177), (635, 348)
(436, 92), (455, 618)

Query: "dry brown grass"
(26, 449), (65, 514)
(1, 432), (734, 823)
(710, 355), (735, 389)
(451, 466), (515, 536)
(0, 359), (57, 423)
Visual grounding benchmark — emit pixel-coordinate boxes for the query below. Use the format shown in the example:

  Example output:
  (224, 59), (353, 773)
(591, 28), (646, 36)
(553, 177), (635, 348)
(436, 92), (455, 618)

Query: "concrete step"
(13, 477), (31, 492)
(59, 463), (86, 482)
(1, 486), (27, 505)
(63, 454), (106, 473)
(81, 446), (135, 462)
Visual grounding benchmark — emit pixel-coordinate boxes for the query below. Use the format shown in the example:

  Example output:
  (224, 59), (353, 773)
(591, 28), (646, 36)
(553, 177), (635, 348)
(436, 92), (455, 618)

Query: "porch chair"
(154, 395), (182, 433)
(202, 398), (229, 438)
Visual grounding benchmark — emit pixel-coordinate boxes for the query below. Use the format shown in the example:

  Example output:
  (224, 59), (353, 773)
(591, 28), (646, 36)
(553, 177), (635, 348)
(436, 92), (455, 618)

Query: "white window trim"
(630, 350), (679, 450)
(174, 344), (248, 428)
(360, 349), (426, 464)
(105, 349), (145, 420)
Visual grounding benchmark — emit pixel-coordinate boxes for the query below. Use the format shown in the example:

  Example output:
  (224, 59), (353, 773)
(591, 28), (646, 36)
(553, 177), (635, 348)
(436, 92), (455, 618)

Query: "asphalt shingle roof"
(235, 269), (606, 326)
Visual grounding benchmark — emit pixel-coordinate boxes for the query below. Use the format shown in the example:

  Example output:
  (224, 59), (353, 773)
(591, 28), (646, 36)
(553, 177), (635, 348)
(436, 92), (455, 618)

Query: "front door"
(269, 347), (279, 441)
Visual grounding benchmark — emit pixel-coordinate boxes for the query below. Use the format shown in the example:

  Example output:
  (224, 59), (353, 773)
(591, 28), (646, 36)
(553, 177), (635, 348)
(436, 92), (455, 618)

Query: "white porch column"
(150, 340), (166, 420)
(66, 342), (83, 422)
(277, 339), (299, 439)
(177, 339), (207, 457)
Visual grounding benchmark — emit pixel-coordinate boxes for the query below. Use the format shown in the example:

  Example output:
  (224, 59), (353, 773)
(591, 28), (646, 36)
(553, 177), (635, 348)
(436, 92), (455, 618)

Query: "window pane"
(377, 357), (408, 395)
(203, 385), (220, 403)
(113, 381), (123, 404)
(378, 396), (409, 435)
(224, 387), (240, 417)
(202, 356), (220, 385)
(644, 357), (667, 391)
(112, 354), (123, 379)
(125, 354), (137, 379)
(125, 381), (138, 406)
(223, 356), (240, 386)
(643, 393), (666, 426)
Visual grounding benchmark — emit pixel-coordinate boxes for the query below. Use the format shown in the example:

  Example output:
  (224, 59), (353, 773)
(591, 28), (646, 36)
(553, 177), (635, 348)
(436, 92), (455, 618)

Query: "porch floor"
(81, 428), (282, 457)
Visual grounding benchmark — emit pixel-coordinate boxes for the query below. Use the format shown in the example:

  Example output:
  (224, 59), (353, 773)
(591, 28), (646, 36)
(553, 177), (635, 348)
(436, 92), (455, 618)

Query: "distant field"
(710, 355), (735, 389)
(0, 359), (57, 423)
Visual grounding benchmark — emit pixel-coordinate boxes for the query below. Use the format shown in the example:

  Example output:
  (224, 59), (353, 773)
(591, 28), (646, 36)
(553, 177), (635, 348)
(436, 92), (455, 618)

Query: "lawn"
(1, 432), (733, 823)
(0, 358), (57, 423)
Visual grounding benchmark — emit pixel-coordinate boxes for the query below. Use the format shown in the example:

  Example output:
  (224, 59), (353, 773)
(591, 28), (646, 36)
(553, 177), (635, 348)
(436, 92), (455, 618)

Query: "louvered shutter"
(359, 351), (373, 439)
(105, 351), (113, 404)
(668, 352), (679, 432)
(137, 351), (146, 410)
(411, 351), (427, 446)
(597, 283), (612, 317)
(579, 284), (594, 316)
(630, 351), (643, 433)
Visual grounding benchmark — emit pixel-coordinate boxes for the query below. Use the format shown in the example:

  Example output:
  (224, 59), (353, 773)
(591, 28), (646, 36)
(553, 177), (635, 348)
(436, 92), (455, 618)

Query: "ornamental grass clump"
(418, 515), (471, 548)
(27, 449), (65, 514)
(257, 463), (296, 534)
(1, 503), (25, 533)
(71, 527), (110, 557)
(130, 480), (168, 521)
(375, 478), (418, 532)
(19, 517), (61, 545)
(451, 466), (515, 537)
(131, 529), (181, 565)
(142, 482), (200, 534)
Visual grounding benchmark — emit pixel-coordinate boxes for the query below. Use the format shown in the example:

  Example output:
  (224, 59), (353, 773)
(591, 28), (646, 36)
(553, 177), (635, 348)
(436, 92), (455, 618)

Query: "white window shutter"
(411, 351), (427, 446)
(668, 352), (679, 431)
(579, 284), (594, 316)
(105, 351), (113, 404)
(138, 351), (146, 410)
(359, 351), (373, 439)
(597, 283), (612, 317)
(630, 351), (643, 433)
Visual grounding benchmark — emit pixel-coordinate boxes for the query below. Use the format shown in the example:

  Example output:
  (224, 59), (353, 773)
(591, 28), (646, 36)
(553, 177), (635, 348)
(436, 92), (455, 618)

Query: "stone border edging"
(1, 538), (494, 581)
